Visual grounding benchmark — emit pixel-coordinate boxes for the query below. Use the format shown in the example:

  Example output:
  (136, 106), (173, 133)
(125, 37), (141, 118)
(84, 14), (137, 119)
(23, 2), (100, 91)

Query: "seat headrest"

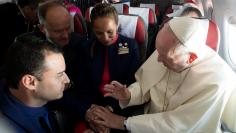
(140, 3), (160, 16)
(64, 1), (82, 16)
(124, 7), (156, 29)
(185, 0), (197, 4)
(167, 3), (203, 17)
(206, 20), (220, 51)
(118, 14), (147, 46)
(73, 13), (88, 35)
(118, 15), (138, 39)
(112, 3), (129, 14)
(118, 14), (147, 62)
(85, 7), (94, 22)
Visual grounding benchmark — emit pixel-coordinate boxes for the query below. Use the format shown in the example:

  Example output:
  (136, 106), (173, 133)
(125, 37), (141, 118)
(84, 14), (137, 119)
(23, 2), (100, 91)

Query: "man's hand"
(104, 81), (131, 103)
(92, 106), (127, 130)
(85, 105), (110, 133)
(83, 129), (95, 133)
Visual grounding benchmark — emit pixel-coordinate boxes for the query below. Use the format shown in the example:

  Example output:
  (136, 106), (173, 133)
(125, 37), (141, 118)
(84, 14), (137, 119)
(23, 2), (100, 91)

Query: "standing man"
(0, 35), (70, 133)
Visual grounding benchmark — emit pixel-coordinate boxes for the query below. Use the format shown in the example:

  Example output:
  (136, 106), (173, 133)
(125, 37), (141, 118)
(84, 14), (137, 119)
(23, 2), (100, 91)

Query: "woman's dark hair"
(90, 3), (118, 25)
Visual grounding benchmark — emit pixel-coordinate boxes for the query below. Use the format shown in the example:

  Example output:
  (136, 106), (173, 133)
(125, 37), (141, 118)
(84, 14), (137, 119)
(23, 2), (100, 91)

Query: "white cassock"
(120, 17), (236, 133)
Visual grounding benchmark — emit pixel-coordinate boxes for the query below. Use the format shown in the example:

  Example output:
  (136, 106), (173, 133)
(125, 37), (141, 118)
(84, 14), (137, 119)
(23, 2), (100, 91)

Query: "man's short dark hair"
(180, 7), (202, 17)
(5, 34), (62, 89)
(16, 0), (41, 8)
(38, 0), (65, 24)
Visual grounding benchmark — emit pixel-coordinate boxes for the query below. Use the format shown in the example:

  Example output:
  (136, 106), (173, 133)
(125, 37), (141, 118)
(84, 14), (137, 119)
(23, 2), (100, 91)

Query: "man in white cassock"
(89, 17), (236, 133)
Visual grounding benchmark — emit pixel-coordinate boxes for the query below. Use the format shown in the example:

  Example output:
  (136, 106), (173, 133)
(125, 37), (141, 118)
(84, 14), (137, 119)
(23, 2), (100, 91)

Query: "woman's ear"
(188, 52), (198, 64)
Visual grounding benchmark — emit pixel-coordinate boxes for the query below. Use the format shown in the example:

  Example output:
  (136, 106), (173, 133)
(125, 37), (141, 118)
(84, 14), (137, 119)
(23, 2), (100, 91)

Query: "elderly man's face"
(155, 24), (190, 73)
(41, 6), (71, 47)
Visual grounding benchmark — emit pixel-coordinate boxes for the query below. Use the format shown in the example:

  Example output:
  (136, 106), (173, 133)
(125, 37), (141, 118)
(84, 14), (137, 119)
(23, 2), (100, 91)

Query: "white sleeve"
(126, 85), (228, 133)
(119, 82), (150, 109)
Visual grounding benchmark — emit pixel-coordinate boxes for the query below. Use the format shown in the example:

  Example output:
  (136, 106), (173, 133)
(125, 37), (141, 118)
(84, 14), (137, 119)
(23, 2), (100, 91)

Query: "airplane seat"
(123, 6), (157, 28)
(163, 3), (189, 22)
(85, 7), (93, 22)
(162, 5), (174, 22)
(164, 1), (203, 23)
(64, 2), (88, 37)
(167, 0), (199, 17)
(112, 3), (129, 14)
(185, 0), (196, 4)
(123, 6), (158, 58)
(72, 13), (88, 37)
(197, 19), (220, 51)
(166, 5), (174, 14)
(206, 20), (220, 51)
(84, 7), (148, 61)
(85, 7), (94, 38)
(140, 3), (161, 20)
(64, 1), (82, 16)
(146, 7), (159, 58)
(221, 86), (236, 132)
(118, 14), (148, 62)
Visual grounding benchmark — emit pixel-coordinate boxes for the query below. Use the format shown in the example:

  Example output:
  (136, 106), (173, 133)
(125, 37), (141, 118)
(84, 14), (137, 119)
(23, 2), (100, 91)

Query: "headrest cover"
(167, 3), (203, 17)
(112, 3), (124, 14)
(129, 7), (149, 29)
(168, 17), (209, 60)
(118, 15), (138, 38)
(140, 3), (155, 14)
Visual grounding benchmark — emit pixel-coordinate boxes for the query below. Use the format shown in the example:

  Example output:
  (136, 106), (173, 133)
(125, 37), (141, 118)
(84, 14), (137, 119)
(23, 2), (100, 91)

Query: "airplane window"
(227, 16), (236, 66)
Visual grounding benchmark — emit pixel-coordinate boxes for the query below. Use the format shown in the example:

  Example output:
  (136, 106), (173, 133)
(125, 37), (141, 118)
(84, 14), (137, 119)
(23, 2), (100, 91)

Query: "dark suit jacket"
(0, 81), (60, 133)
(80, 34), (141, 115)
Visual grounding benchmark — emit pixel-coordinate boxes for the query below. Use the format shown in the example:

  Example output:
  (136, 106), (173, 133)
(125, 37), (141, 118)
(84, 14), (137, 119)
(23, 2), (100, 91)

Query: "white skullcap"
(168, 17), (210, 60)
(168, 17), (198, 44)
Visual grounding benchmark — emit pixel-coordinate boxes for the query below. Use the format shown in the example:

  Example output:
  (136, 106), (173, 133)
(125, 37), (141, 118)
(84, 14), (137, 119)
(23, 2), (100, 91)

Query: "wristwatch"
(123, 118), (128, 130)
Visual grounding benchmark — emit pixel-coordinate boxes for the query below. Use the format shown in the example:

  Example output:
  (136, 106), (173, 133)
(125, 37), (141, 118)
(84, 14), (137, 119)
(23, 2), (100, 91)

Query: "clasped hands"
(85, 104), (111, 133)
(85, 81), (131, 132)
